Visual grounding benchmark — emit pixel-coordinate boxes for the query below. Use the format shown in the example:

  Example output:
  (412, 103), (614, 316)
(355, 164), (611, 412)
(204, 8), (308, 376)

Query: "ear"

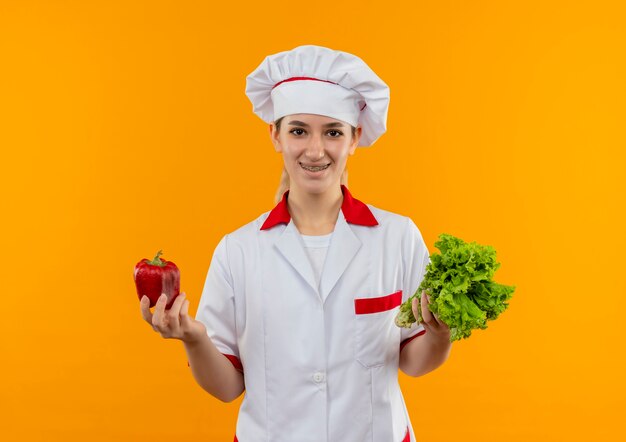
(349, 126), (362, 155)
(269, 123), (282, 153)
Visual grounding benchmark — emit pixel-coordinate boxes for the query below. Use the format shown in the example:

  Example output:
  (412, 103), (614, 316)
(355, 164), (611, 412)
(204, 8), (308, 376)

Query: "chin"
(294, 179), (339, 195)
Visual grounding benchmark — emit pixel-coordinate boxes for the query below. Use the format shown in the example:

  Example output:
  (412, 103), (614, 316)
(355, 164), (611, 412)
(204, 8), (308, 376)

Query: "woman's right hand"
(140, 292), (206, 343)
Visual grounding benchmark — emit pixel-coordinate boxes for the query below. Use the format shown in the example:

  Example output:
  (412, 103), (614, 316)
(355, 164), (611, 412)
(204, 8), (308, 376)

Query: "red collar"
(260, 184), (378, 230)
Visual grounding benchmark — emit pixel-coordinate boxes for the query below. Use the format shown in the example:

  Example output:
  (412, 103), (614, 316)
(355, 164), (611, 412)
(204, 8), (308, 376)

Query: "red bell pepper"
(134, 250), (180, 309)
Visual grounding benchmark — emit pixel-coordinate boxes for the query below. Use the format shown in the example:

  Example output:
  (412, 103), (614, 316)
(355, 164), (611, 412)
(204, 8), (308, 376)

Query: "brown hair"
(273, 116), (357, 204)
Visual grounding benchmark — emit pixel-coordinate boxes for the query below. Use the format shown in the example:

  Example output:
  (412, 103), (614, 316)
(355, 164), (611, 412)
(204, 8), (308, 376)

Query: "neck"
(287, 184), (343, 235)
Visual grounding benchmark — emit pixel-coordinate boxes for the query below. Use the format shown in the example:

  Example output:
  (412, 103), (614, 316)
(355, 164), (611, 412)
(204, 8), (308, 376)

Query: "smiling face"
(269, 113), (362, 195)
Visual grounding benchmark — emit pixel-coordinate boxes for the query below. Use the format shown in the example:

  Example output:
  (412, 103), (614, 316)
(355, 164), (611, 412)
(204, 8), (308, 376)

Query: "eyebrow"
(287, 120), (346, 128)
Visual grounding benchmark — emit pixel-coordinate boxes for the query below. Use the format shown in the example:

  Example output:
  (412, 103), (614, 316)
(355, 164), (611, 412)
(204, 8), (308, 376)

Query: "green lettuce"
(395, 233), (515, 342)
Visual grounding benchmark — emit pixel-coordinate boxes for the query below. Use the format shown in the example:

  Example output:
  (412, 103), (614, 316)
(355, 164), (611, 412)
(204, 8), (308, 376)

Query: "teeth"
(301, 163), (330, 172)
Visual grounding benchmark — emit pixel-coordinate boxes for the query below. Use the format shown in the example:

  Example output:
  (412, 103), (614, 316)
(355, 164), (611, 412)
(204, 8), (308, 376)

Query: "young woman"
(140, 45), (452, 442)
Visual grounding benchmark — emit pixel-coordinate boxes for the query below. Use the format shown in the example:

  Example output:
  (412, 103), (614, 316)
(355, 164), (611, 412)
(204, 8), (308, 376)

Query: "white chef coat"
(193, 185), (429, 442)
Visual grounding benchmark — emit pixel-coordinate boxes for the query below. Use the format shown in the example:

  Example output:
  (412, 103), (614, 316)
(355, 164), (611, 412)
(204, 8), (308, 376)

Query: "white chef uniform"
(193, 184), (430, 442)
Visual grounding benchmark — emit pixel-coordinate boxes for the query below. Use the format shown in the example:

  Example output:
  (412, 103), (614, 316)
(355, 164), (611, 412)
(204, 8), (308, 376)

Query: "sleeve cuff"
(400, 328), (426, 353)
(222, 354), (244, 372)
(187, 354), (243, 373)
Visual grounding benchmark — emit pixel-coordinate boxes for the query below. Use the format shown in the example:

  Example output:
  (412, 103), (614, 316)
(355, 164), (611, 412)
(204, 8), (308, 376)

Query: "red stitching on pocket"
(354, 290), (402, 314)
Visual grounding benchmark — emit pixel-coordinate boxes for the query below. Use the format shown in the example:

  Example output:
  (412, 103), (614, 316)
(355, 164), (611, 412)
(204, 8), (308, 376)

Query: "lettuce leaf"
(395, 233), (515, 342)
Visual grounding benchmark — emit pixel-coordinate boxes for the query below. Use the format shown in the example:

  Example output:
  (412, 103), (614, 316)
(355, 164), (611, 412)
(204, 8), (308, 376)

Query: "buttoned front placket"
(265, 218), (330, 441)
(308, 288), (328, 441)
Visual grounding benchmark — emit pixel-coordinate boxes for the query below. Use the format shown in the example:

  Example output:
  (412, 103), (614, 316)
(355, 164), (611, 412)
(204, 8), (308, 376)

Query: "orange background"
(1, 0), (624, 440)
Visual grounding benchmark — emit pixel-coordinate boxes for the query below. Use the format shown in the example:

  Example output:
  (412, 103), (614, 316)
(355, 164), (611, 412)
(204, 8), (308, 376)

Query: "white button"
(313, 371), (325, 383)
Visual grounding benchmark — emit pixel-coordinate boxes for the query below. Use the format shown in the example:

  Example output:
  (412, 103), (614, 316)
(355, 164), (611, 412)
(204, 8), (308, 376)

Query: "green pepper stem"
(148, 250), (166, 266)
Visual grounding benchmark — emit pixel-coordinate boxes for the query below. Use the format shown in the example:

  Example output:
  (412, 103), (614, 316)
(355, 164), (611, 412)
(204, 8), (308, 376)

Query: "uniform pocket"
(354, 290), (402, 368)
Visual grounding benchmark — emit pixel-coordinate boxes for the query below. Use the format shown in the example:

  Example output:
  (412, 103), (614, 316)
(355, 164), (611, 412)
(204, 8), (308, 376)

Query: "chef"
(141, 44), (452, 442)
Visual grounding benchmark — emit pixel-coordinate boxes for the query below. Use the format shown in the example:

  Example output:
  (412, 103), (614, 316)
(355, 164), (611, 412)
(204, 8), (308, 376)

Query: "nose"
(305, 134), (325, 161)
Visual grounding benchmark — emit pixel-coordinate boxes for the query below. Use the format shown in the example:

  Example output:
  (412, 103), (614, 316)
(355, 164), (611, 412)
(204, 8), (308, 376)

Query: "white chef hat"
(245, 45), (390, 147)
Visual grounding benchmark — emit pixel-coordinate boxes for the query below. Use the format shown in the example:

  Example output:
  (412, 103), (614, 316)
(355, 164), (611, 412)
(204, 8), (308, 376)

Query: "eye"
(289, 128), (306, 136)
(327, 130), (343, 137)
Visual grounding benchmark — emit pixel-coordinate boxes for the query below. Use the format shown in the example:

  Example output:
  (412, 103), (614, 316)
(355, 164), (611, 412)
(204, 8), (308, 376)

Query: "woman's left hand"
(412, 290), (451, 343)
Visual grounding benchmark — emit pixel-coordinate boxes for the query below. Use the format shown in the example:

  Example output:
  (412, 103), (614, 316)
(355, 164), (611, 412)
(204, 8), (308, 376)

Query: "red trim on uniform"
(234, 436), (238, 442)
(223, 354), (244, 372)
(340, 184), (379, 226)
(400, 329), (427, 353)
(272, 76), (338, 90)
(260, 188), (291, 230)
(260, 184), (378, 230)
(189, 355), (243, 372)
(354, 290), (402, 314)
